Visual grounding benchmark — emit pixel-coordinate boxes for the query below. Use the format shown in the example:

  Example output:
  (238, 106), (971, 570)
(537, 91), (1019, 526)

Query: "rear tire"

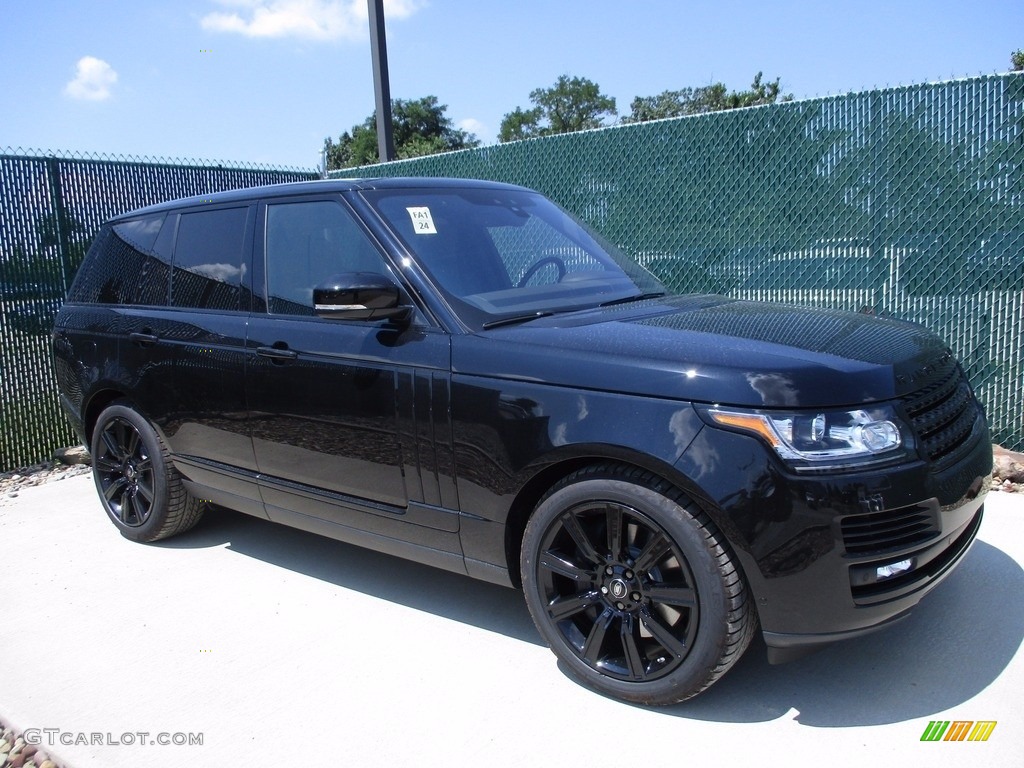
(521, 464), (756, 705)
(90, 402), (205, 542)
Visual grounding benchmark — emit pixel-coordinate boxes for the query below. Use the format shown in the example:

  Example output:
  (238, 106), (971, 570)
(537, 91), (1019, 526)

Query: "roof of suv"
(114, 177), (529, 221)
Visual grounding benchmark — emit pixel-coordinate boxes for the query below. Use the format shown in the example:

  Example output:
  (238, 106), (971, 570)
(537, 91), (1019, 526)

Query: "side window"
(265, 200), (389, 316)
(68, 213), (170, 305)
(171, 207), (249, 310)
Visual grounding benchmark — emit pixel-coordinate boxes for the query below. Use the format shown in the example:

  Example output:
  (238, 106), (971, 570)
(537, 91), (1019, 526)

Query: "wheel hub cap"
(601, 564), (643, 611)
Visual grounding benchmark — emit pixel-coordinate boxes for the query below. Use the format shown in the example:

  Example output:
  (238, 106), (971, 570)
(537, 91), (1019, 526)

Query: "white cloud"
(200, 0), (424, 41)
(64, 56), (118, 101)
(457, 118), (485, 137)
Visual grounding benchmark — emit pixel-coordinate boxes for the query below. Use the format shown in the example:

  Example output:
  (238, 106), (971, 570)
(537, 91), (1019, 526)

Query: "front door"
(245, 196), (456, 540)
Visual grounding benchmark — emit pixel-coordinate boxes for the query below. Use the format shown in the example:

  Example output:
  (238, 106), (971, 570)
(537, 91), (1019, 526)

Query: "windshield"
(362, 187), (664, 329)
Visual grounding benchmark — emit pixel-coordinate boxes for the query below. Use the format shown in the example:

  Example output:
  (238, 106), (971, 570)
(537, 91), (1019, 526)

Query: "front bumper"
(761, 498), (983, 663)
(674, 419), (992, 662)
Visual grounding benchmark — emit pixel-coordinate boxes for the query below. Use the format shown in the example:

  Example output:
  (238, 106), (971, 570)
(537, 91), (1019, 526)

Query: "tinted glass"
(363, 188), (663, 328)
(68, 214), (169, 305)
(172, 207), (249, 310)
(265, 200), (389, 316)
(134, 214), (175, 305)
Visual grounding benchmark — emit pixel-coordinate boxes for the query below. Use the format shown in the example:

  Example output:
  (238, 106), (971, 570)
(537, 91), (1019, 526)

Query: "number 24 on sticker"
(406, 207), (437, 234)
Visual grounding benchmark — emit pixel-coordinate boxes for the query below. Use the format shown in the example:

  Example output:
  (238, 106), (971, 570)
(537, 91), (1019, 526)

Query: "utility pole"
(367, 0), (396, 162)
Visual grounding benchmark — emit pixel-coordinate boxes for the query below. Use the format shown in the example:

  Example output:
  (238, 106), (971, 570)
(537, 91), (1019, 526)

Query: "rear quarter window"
(68, 214), (171, 305)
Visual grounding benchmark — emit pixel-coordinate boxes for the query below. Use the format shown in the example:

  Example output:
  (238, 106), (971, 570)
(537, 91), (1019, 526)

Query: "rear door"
(119, 204), (263, 516)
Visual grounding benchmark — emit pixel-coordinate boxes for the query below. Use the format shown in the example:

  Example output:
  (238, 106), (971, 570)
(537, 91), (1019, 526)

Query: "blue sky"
(2, 1), (1021, 170)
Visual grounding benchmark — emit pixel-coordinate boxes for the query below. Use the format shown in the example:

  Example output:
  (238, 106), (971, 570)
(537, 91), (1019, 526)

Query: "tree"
(626, 84), (730, 122)
(1012, 49), (1024, 71)
(730, 72), (792, 108)
(497, 106), (544, 143)
(498, 75), (617, 142)
(324, 96), (479, 170)
(625, 73), (793, 123)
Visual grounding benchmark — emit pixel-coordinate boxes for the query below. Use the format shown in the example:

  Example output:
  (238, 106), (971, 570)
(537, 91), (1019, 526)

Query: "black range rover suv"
(52, 178), (992, 705)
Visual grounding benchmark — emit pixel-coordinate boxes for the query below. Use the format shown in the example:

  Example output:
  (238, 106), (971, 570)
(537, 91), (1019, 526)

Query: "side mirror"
(313, 273), (412, 323)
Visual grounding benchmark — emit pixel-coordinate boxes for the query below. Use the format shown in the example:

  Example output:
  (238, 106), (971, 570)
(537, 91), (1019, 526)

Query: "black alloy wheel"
(535, 500), (700, 682)
(94, 415), (156, 528)
(91, 402), (205, 542)
(522, 464), (756, 705)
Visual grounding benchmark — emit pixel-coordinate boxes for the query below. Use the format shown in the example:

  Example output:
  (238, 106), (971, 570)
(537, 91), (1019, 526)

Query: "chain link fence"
(1, 73), (1022, 470)
(332, 74), (1024, 452)
(0, 150), (318, 470)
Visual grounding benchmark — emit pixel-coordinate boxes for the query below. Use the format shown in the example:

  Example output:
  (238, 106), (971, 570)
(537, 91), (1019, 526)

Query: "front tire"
(521, 464), (756, 705)
(90, 402), (205, 542)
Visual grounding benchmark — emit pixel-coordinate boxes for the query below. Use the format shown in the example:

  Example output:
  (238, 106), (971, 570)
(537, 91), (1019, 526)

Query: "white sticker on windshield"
(406, 206), (437, 235)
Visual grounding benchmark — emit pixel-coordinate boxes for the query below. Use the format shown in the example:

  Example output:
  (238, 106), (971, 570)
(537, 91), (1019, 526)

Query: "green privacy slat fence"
(0, 150), (318, 471)
(332, 73), (1024, 452)
(1, 74), (1021, 472)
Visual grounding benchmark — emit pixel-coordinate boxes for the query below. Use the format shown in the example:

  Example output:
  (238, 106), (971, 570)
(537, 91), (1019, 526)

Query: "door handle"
(256, 344), (299, 362)
(129, 330), (159, 346)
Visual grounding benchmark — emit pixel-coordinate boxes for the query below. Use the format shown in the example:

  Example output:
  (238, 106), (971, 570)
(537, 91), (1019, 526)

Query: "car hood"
(452, 295), (955, 408)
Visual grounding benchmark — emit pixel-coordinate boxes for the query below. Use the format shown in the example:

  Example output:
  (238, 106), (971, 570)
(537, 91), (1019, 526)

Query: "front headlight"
(705, 405), (908, 470)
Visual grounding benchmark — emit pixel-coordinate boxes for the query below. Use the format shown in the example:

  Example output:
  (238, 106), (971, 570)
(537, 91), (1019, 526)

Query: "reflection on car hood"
(453, 295), (954, 408)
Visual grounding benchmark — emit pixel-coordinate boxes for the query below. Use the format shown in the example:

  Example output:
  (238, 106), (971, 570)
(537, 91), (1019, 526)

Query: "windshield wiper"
(599, 292), (666, 307)
(482, 311), (554, 330)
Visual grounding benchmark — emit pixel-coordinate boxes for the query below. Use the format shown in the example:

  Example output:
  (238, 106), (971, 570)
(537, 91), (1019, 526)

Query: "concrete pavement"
(1, 474), (1022, 767)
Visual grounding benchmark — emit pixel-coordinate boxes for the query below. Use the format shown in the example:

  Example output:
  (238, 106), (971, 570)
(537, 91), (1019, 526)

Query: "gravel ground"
(0, 463), (92, 502)
(0, 718), (67, 768)
(0, 449), (91, 507)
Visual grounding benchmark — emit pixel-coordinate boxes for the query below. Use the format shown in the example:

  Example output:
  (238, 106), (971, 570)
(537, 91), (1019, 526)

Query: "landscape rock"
(992, 444), (1024, 493)
(52, 446), (90, 467)
(993, 446), (1024, 481)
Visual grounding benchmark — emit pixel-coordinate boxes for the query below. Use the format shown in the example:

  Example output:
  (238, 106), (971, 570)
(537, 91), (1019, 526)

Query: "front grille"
(841, 504), (939, 556)
(902, 368), (980, 464)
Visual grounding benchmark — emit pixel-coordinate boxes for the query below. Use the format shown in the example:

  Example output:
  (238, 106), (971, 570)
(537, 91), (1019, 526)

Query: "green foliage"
(498, 106), (545, 143)
(499, 76), (617, 142)
(625, 73), (793, 123)
(0, 213), (90, 293)
(1013, 49), (1024, 71)
(626, 84), (730, 121)
(324, 96), (480, 170)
